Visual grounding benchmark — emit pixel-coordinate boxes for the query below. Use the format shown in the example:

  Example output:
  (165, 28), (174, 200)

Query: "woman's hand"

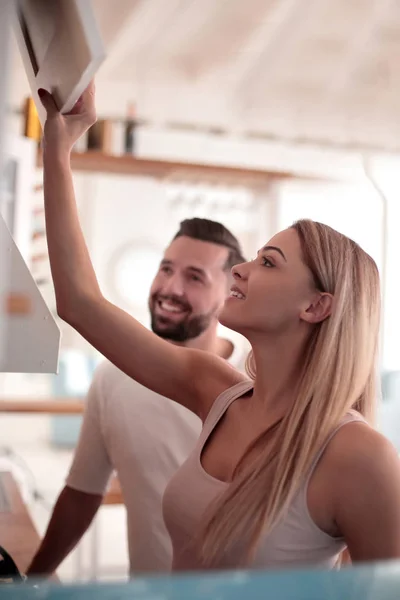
(38, 82), (97, 156)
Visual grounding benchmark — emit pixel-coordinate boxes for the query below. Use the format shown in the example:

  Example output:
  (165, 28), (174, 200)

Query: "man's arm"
(26, 487), (102, 577)
(27, 363), (114, 577)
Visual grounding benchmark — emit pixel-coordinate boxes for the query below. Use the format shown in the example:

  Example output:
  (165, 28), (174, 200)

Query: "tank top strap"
(200, 379), (254, 442)
(306, 410), (367, 482)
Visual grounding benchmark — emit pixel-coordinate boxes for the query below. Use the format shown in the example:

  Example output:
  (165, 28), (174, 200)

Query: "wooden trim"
(102, 475), (123, 506)
(0, 400), (85, 414)
(37, 150), (326, 185)
(31, 253), (48, 263)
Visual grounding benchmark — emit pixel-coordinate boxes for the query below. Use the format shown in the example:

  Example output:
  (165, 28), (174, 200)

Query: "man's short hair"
(173, 218), (246, 271)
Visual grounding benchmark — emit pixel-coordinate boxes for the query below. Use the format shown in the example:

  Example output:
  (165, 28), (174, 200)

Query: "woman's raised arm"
(38, 84), (238, 417)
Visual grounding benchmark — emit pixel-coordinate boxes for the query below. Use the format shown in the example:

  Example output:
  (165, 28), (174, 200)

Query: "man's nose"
(162, 273), (185, 297)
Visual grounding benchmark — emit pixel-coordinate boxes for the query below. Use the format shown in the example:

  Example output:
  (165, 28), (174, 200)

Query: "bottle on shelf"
(23, 97), (41, 142)
(87, 119), (112, 153)
(124, 101), (136, 154)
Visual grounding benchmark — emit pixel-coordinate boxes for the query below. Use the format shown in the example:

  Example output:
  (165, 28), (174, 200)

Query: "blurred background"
(1, 0), (400, 583)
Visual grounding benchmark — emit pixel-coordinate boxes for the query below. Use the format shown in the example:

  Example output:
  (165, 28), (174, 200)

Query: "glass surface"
(4, 562), (400, 600)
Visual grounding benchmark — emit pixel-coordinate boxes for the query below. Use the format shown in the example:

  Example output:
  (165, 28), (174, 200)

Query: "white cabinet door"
(0, 136), (60, 373)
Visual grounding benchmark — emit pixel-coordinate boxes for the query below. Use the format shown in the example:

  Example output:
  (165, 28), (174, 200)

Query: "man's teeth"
(160, 301), (184, 313)
(230, 290), (245, 299)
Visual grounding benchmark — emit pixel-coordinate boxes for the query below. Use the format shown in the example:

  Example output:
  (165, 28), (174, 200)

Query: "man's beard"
(150, 295), (214, 343)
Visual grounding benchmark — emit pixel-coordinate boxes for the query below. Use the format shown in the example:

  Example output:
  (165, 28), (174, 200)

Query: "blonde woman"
(38, 84), (400, 571)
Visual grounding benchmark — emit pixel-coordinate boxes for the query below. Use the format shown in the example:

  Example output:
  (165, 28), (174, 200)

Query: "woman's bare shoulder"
(328, 419), (398, 469)
(318, 418), (398, 479)
(190, 349), (249, 420)
(326, 420), (400, 561)
(324, 420), (400, 507)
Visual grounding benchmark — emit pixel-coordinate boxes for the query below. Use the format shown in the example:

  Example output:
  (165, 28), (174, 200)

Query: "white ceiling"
(9, 0), (400, 152)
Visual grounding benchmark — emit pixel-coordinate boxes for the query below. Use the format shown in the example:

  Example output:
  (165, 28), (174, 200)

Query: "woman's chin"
(218, 309), (243, 334)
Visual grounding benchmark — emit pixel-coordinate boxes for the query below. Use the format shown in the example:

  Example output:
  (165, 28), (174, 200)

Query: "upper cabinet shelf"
(37, 150), (324, 186)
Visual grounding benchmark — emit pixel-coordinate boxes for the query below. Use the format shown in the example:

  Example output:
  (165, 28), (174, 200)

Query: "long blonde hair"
(197, 219), (381, 567)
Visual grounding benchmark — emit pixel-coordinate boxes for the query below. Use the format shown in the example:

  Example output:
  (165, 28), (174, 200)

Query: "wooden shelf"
(37, 150), (323, 186)
(0, 399), (84, 414)
(103, 475), (123, 506)
(32, 230), (46, 241)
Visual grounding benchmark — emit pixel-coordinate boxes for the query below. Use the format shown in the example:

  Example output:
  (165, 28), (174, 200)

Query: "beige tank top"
(162, 380), (366, 571)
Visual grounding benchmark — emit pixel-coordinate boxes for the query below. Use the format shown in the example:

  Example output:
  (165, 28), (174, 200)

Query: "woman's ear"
(300, 292), (333, 324)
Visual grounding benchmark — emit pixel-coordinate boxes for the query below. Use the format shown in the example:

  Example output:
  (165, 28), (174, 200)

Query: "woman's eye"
(261, 257), (274, 268)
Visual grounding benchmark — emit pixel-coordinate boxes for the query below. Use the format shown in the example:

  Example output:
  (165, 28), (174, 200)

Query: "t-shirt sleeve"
(66, 364), (113, 495)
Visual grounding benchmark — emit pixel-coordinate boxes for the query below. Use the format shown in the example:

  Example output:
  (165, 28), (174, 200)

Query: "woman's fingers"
(38, 88), (58, 116)
(68, 81), (96, 118)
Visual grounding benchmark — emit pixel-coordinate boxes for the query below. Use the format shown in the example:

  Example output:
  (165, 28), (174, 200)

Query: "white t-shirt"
(66, 338), (247, 574)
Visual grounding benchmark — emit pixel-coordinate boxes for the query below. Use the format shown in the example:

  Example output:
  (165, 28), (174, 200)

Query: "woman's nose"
(231, 261), (248, 281)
